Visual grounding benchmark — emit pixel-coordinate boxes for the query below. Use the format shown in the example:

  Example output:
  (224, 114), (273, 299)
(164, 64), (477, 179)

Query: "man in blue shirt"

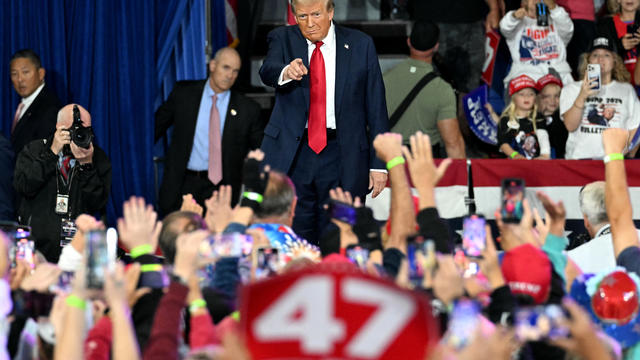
(155, 47), (264, 215)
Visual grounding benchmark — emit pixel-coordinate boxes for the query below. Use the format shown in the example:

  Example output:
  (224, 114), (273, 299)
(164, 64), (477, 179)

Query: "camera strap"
(389, 72), (438, 129)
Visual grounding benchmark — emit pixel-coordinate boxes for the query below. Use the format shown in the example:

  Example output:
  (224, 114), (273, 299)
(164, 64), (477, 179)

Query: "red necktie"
(60, 156), (71, 180)
(208, 94), (223, 185)
(308, 41), (326, 154)
(11, 102), (24, 134)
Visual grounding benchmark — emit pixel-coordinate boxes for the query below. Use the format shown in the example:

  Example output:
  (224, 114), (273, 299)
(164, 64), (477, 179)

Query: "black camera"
(69, 105), (93, 149)
(536, 1), (549, 27)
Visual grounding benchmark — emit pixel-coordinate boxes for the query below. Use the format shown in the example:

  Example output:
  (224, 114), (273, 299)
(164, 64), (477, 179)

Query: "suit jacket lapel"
(334, 25), (349, 121)
(12, 86), (43, 140)
(222, 92), (237, 143)
(187, 80), (207, 137)
(292, 26), (310, 110)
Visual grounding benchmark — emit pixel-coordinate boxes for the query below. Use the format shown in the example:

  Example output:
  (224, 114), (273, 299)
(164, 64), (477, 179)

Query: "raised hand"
(496, 198), (537, 251)
(373, 132), (403, 163)
(536, 191), (566, 237)
(402, 131), (452, 190)
(602, 127), (630, 155)
(70, 142), (94, 164)
(70, 214), (104, 254)
(205, 185), (233, 233)
(20, 262), (63, 293)
(432, 255), (464, 306)
(50, 127), (71, 155)
(117, 196), (162, 253)
(328, 187), (362, 207)
(180, 194), (204, 216)
(173, 230), (209, 282)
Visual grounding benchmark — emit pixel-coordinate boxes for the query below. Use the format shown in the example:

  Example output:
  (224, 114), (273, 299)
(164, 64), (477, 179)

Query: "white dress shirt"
(277, 23), (385, 174)
(18, 82), (45, 119)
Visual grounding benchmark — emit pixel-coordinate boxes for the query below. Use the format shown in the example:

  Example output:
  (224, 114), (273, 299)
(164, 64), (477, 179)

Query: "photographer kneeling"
(14, 104), (111, 263)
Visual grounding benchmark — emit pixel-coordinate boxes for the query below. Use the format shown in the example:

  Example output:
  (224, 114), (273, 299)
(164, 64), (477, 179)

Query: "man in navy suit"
(259, 0), (389, 243)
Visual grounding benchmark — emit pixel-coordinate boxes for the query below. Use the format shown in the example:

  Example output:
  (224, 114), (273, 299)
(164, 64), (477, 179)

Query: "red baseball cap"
(508, 75), (537, 96)
(536, 74), (563, 91)
(501, 243), (551, 304)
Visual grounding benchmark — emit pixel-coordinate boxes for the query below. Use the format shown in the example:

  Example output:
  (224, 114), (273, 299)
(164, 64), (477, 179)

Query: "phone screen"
(515, 305), (569, 341)
(329, 200), (357, 225)
(199, 233), (253, 262)
(407, 237), (436, 282)
(255, 247), (281, 280)
(443, 300), (481, 350)
(86, 230), (111, 289)
(462, 215), (486, 258)
(346, 245), (369, 269)
(501, 178), (525, 223)
(13, 239), (35, 269)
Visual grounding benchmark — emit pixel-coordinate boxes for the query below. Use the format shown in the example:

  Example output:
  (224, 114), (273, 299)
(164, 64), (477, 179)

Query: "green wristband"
(189, 298), (207, 313)
(510, 151), (519, 159)
(65, 294), (86, 310)
(140, 264), (163, 273)
(386, 156), (405, 170)
(243, 191), (264, 203)
(130, 244), (153, 259)
(231, 310), (241, 322)
(604, 153), (624, 163)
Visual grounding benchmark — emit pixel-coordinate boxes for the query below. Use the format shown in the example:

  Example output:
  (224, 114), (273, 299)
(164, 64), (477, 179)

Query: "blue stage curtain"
(1, 0), (207, 224)
(211, 0), (230, 54)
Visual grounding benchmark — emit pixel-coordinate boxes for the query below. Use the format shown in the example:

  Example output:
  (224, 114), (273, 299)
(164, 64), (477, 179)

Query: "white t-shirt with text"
(559, 80), (640, 159)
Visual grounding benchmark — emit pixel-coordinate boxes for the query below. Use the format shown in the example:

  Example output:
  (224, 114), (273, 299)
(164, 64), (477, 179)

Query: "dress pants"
(289, 132), (340, 245)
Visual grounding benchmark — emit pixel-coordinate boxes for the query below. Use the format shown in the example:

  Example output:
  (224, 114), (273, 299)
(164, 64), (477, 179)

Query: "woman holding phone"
(597, 0), (640, 89)
(559, 37), (640, 159)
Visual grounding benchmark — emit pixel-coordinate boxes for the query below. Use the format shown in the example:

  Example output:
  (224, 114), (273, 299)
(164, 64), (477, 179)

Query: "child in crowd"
(498, 75), (551, 159)
(500, 0), (575, 88)
(559, 37), (640, 159)
(536, 73), (568, 158)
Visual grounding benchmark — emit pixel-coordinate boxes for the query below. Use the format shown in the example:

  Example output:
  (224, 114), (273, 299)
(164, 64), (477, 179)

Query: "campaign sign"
(241, 263), (439, 359)
(481, 30), (501, 86)
(463, 85), (498, 145)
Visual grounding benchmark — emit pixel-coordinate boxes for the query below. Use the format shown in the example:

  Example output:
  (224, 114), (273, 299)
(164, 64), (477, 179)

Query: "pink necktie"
(208, 94), (223, 185)
(11, 102), (24, 134)
(308, 41), (327, 154)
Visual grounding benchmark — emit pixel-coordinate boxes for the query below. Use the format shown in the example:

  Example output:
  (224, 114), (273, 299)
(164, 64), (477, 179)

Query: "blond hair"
(500, 101), (539, 132)
(577, 52), (631, 83)
(290, 0), (335, 13)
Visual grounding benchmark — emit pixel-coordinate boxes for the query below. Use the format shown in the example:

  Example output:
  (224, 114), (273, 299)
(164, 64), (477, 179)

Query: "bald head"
(213, 47), (240, 62)
(56, 104), (91, 130)
(208, 47), (241, 93)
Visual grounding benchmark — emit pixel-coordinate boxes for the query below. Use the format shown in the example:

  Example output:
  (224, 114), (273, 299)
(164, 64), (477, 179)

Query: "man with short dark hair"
(9, 49), (61, 154)
(156, 47), (263, 215)
(383, 21), (465, 158)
